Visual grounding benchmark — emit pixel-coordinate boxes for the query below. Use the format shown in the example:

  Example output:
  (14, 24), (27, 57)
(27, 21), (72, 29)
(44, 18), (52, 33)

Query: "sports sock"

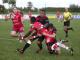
(22, 40), (31, 52)
(65, 30), (68, 37)
(67, 27), (73, 30)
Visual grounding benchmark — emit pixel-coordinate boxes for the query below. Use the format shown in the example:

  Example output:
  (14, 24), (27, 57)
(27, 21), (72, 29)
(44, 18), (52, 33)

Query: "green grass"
(0, 19), (80, 60)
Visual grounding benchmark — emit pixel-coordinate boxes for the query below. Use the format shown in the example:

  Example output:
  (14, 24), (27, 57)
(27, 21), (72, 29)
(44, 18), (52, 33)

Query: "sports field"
(0, 19), (80, 60)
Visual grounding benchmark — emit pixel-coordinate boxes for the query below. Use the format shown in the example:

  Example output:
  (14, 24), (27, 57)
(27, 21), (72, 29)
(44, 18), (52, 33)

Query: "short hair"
(30, 17), (36, 23)
(40, 9), (45, 12)
(13, 7), (17, 10)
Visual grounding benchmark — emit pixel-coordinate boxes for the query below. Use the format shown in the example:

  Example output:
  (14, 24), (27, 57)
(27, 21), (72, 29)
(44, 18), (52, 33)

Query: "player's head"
(13, 7), (18, 13)
(65, 8), (68, 12)
(47, 23), (56, 31)
(30, 17), (36, 24)
(29, 10), (33, 13)
(39, 9), (46, 17)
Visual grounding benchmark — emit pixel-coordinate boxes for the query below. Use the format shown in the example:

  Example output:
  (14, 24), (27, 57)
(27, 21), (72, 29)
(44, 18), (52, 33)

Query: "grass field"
(0, 19), (80, 60)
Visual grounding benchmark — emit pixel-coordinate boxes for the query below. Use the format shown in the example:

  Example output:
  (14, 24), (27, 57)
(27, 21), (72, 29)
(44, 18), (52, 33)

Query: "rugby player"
(17, 22), (45, 54)
(56, 10), (61, 22)
(5, 8), (24, 42)
(17, 22), (73, 55)
(63, 8), (73, 37)
(42, 23), (73, 55)
(17, 9), (50, 53)
(36, 9), (49, 25)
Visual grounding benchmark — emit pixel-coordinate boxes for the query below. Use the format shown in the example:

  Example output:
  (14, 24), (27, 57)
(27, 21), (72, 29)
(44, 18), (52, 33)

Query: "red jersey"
(10, 12), (24, 32)
(30, 22), (44, 36)
(36, 16), (49, 25)
(33, 22), (43, 30)
(12, 12), (23, 28)
(42, 28), (56, 43)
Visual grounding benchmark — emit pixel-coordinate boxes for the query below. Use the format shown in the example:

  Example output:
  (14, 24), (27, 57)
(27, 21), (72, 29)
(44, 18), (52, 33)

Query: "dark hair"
(47, 23), (53, 28)
(30, 17), (36, 23)
(45, 23), (57, 31)
(40, 9), (45, 12)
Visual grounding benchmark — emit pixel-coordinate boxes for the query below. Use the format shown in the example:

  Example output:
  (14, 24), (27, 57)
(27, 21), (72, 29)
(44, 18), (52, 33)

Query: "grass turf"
(0, 19), (80, 60)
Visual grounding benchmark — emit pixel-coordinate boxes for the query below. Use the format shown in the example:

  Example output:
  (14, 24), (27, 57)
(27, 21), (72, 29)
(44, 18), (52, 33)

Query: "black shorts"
(46, 38), (57, 46)
(31, 35), (44, 42)
(64, 21), (70, 27)
(37, 35), (44, 42)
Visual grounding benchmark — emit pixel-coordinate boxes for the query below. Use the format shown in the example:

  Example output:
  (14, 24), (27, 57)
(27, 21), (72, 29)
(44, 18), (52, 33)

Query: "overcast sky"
(0, 0), (80, 8)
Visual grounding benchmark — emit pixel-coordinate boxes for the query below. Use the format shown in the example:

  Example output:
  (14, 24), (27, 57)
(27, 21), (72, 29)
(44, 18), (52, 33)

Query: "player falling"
(63, 8), (73, 37)
(5, 8), (24, 42)
(17, 22), (73, 55)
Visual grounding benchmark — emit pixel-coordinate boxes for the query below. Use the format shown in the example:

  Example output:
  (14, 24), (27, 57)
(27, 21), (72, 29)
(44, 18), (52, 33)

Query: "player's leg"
(57, 42), (73, 55)
(18, 27), (25, 42)
(17, 39), (32, 54)
(17, 36), (38, 54)
(36, 36), (44, 53)
(10, 31), (18, 37)
(46, 43), (55, 54)
(67, 21), (73, 31)
(10, 26), (18, 37)
(51, 42), (74, 55)
(64, 22), (68, 37)
(57, 16), (61, 22)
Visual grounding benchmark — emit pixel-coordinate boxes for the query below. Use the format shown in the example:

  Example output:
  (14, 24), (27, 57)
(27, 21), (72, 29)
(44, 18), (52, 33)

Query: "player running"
(56, 10), (61, 22)
(63, 8), (73, 37)
(5, 8), (24, 42)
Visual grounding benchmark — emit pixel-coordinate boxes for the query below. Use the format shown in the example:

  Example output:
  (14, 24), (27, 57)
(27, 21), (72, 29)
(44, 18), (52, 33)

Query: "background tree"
(0, 5), (6, 14)
(3, 0), (16, 8)
(27, 1), (33, 10)
(69, 4), (80, 12)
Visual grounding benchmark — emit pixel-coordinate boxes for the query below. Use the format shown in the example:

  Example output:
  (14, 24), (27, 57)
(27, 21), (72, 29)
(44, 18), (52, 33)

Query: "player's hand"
(5, 16), (9, 21)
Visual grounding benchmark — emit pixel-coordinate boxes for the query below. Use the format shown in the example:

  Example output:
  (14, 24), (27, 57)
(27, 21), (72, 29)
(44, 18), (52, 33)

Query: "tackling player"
(42, 23), (73, 55)
(17, 22), (45, 54)
(35, 9), (49, 52)
(63, 8), (73, 37)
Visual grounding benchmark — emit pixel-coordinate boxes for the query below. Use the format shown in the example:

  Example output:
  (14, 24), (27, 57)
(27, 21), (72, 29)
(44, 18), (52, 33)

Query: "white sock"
(27, 40), (31, 44)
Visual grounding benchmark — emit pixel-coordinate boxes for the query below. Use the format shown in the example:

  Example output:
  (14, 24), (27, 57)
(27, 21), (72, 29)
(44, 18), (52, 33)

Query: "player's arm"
(23, 31), (32, 38)
(21, 16), (24, 22)
(43, 32), (56, 38)
(61, 13), (64, 22)
(23, 30), (36, 39)
(69, 12), (73, 20)
(5, 13), (12, 21)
